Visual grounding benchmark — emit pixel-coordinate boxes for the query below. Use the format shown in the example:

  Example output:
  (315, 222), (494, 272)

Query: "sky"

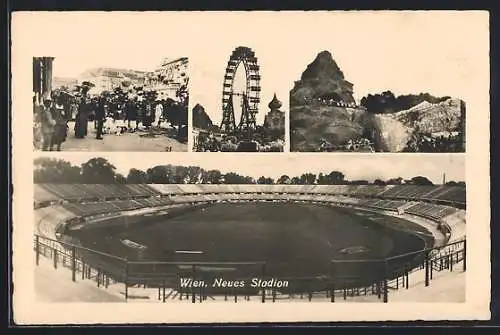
(14, 11), (488, 127)
(34, 153), (465, 184)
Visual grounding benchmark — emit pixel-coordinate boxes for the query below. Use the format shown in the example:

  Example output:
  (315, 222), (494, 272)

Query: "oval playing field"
(67, 202), (432, 292)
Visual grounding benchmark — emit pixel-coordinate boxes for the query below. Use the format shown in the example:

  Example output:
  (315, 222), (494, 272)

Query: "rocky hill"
(290, 51), (356, 106)
(374, 98), (465, 152)
(290, 51), (366, 151)
(290, 50), (466, 152)
(192, 103), (213, 130)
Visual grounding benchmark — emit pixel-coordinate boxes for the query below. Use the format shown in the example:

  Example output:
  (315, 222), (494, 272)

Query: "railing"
(33, 234), (466, 303)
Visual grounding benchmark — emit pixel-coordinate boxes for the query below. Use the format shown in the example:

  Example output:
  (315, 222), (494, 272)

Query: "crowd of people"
(33, 85), (188, 151)
(318, 137), (375, 152)
(195, 132), (284, 152)
(302, 96), (358, 108)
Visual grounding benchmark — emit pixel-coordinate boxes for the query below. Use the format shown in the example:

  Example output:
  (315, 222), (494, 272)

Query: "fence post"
(53, 249), (58, 269)
(35, 236), (40, 266)
(383, 261), (388, 303)
(261, 263), (266, 303)
(71, 246), (76, 282)
(124, 260), (129, 302)
(463, 240), (467, 271)
(405, 264), (409, 289)
(162, 279), (166, 303)
(191, 265), (196, 304)
(424, 255), (429, 287)
(331, 284), (335, 303)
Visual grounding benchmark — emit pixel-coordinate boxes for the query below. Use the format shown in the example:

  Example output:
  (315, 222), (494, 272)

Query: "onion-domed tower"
(263, 93), (285, 140)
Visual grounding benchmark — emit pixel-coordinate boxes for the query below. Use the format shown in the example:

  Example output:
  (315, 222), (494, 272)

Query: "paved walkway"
(39, 121), (187, 152)
(35, 258), (123, 302)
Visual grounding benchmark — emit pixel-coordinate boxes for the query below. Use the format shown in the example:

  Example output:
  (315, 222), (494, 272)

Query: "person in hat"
(154, 98), (163, 128)
(74, 96), (90, 139)
(38, 97), (56, 151)
(49, 95), (69, 151)
(125, 97), (138, 131)
(95, 96), (107, 140)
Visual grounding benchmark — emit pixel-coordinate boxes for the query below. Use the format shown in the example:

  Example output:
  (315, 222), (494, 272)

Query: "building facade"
(78, 68), (149, 95)
(53, 77), (79, 91)
(33, 57), (55, 104)
(145, 57), (189, 101)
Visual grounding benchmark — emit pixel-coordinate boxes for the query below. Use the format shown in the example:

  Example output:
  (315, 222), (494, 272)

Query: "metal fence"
(34, 235), (466, 303)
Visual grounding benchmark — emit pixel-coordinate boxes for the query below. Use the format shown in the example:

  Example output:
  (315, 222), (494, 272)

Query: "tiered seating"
(36, 184), (163, 202)
(149, 184), (186, 195)
(347, 185), (389, 197)
(34, 184), (59, 204)
(34, 184), (466, 231)
(405, 203), (457, 221)
(34, 205), (76, 238)
(62, 202), (117, 216)
(431, 187), (466, 204)
(378, 185), (435, 199)
(358, 199), (407, 211)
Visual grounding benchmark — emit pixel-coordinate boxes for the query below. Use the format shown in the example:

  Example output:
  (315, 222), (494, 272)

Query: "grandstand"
(34, 183), (465, 223)
(33, 183), (466, 303)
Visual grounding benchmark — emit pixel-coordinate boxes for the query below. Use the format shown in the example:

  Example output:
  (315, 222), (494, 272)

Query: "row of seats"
(34, 184), (161, 203)
(60, 198), (173, 217)
(148, 184), (465, 205)
(34, 205), (76, 238)
(34, 184), (466, 207)
(404, 203), (458, 221)
(358, 199), (408, 210)
(34, 192), (464, 244)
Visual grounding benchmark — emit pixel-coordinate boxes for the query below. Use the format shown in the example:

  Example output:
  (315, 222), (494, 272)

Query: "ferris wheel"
(220, 46), (261, 135)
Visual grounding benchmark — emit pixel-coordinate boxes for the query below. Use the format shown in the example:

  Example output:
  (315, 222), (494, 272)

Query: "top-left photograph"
(33, 56), (189, 152)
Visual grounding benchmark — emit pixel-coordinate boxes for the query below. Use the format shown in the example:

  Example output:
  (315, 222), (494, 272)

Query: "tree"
(186, 166), (203, 184)
(115, 173), (127, 184)
(146, 165), (174, 184)
(373, 179), (386, 185)
(323, 171), (345, 185)
(291, 177), (301, 185)
(33, 157), (81, 183)
(127, 168), (149, 184)
(299, 173), (316, 185)
(80, 158), (118, 183)
(257, 176), (274, 184)
(201, 169), (223, 184)
(386, 177), (403, 185)
(276, 175), (291, 184)
(223, 172), (254, 184)
(173, 166), (188, 184)
(408, 176), (434, 186)
(350, 180), (369, 185)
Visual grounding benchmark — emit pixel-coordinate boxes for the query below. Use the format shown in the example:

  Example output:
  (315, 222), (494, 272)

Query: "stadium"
(33, 162), (466, 303)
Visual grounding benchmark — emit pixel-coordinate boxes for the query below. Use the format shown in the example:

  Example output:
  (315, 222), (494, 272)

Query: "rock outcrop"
(192, 103), (213, 131)
(290, 51), (356, 106)
(290, 51), (366, 151)
(374, 98), (465, 152)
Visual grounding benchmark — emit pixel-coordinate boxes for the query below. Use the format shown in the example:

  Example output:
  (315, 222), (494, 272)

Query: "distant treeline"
(360, 91), (450, 114)
(33, 157), (465, 187)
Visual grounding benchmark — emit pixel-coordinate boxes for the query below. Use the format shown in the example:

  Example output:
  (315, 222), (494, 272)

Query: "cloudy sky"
(14, 11), (488, 127)
(34, 152), (465, 184)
